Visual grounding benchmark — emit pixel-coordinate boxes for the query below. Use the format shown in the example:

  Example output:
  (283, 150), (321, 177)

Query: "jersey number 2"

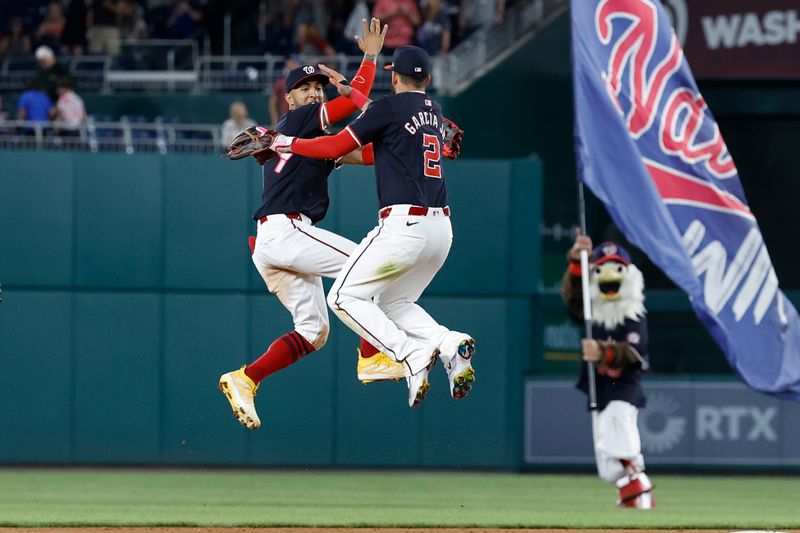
(422, 134), (442, 179)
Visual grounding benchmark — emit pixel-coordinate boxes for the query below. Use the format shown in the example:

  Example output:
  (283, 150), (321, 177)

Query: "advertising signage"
(662, 0), (800, 78)
(525, 379), (800, 466)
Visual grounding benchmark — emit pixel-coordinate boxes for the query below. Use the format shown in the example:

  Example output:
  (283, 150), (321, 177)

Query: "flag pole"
(578, 182), (598, 411)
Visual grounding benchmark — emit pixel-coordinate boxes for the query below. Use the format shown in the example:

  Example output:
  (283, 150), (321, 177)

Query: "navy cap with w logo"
(285, 65), (329, 93)
(591, 242), (632, 266)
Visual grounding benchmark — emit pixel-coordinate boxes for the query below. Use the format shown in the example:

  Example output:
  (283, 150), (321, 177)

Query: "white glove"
(270, 134), (295, 153)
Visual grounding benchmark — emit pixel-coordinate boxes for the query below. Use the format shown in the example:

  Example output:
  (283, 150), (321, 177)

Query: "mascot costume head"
(589, 242), (646, 330)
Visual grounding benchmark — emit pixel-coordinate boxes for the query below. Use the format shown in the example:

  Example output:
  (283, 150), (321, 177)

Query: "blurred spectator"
(372, 0), (421, 53)
(220, 101), (256, 147)
(442, 0), (463, 46)
(261, 6), (293, 56)
(51, 77), (87, 136)
(460, 0), (505, 39)
(166, 0), (204, 39)
(0, 93), (11, 134)
(202, 0), (226, 54)
(289, 0), (327, 38)
(417, 0), (451, 56)
(36, 2), (67, 51)
(327, 0), (355, 52)
(0, 93), (8, 121)
(17, 79), (53, 125)
(339, 0), (372, 54)
(118, 0), (149, 41)
(295, 22), (335, 56)
(268, 56), (300, 126)
(35, 46), (70, 103)
(0, 18), (33, 59)
(62, 0), (89, 56)
(88, 0), (122, 55)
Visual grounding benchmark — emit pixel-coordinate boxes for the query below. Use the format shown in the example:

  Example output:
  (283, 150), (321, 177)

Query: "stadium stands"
(0, 0), (551, 153)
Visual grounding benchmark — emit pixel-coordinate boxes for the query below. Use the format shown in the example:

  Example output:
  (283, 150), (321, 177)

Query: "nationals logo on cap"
(591, 242), (631, 266)
(285, 65), (329, 94)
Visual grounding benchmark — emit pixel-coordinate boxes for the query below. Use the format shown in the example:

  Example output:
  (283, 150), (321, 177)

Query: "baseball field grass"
(0, 469), (798, 529)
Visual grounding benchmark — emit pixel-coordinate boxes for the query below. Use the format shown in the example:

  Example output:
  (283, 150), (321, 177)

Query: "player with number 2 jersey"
(276, 46), (477, 409)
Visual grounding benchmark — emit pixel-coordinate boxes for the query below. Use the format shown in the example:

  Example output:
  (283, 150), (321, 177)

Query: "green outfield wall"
(0, 151), (539, 467)
(2, 150), (791, 468)
(73, 11), (800, 292)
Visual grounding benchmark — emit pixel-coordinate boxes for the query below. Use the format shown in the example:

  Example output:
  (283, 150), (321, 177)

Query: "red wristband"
(604, 344), (615, 367)
(362, 144), (375, 165)
(568, 262), (582, 276)
(348, 88), (369, 109)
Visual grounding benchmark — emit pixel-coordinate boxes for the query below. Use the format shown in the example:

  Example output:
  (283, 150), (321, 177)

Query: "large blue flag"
(571, 0), (800, 400)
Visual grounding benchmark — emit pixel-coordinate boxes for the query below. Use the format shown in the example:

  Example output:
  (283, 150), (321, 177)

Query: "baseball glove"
(442, 117), (464, 160)
(222, 126), (279, 165)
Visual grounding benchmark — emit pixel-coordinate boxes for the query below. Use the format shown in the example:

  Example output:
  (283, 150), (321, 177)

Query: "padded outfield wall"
(0, 151), (540, 468)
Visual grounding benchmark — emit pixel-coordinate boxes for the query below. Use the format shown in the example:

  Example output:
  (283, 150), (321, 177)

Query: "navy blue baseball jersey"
(576, 316), (649, 410)
(347, 92), (447, 209)
(253, 102), (335, 223)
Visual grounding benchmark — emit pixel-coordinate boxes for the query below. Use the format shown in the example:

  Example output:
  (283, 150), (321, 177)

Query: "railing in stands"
(0, 118), (222, 155)
(434, 0), (569, 96)
(197, 54), (393, 92)
(0, 49), (394, 93)
(0, 1), (556, 95)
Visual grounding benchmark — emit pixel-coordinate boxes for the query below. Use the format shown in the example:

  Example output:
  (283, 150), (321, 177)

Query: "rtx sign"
(638, 382), (797, 464)
(525, 379), (800, 467)
(696, 405), (778, 442)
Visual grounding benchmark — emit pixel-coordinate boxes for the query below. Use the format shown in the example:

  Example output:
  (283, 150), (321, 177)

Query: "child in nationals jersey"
(273, 46), (476, 409)
(218, 18), (402, 430)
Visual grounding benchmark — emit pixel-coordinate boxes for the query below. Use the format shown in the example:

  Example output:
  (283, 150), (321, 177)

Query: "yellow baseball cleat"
(357, 348), (405, 384)
(218, 365), (261, 429)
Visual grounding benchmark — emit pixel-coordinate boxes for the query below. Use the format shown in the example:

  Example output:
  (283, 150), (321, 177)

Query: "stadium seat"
(91, 114), (122, 139)
(192, 129), (213, 141)
(6, 58), (36, 72)
(72, 56), (107, 72)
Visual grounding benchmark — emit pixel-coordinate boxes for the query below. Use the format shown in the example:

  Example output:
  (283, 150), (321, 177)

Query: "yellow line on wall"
(543, 351), (581, 361)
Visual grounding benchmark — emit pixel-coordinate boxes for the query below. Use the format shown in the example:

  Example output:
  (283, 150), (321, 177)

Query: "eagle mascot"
(562, 236), (655, 509)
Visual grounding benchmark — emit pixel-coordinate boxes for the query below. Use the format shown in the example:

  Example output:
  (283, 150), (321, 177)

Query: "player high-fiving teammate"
(218, 18), (402, 430)
(273, 46), (476, 408)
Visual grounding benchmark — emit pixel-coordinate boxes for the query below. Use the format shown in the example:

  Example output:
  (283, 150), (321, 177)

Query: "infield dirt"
(0, 527), (764, 533)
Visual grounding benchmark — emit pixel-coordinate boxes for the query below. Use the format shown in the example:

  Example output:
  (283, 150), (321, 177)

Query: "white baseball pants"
(593, 400), (646, 483)
(328, 205), (466, 376)
(252, 213), (356, 349)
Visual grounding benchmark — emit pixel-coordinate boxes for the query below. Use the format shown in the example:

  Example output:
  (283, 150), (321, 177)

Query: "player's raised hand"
(318, 64), (351, 97)
(357, 17), (388, 57)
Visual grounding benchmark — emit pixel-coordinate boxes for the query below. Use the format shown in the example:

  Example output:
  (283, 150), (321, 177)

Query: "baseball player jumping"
(271, 46), (476, 408)
(218, 18), (402, 430)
